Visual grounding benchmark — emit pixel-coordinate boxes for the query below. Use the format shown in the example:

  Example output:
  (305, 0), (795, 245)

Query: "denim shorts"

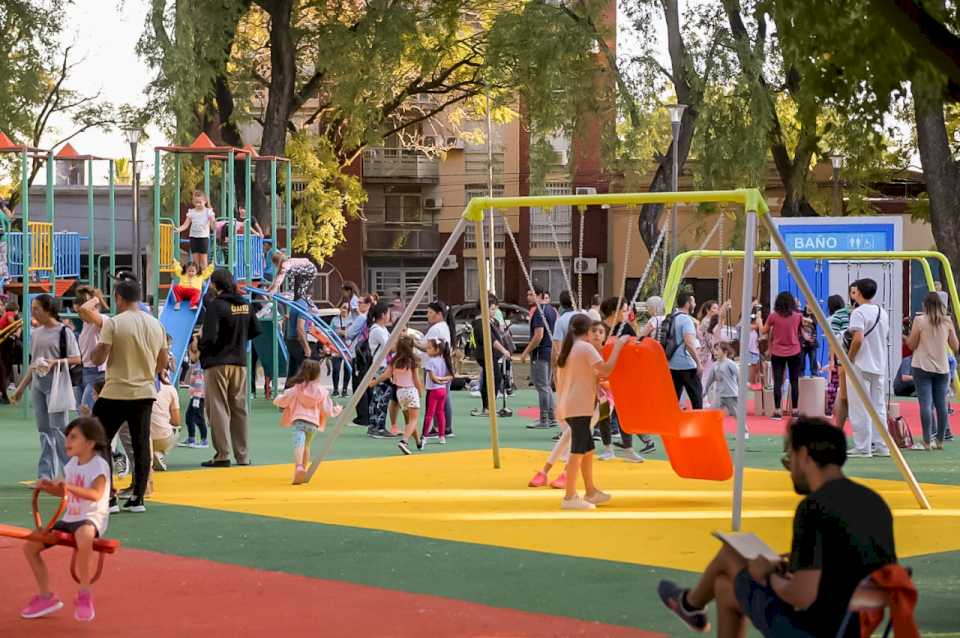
(734, 569), (813, 638)
(53, 519), (100, 538)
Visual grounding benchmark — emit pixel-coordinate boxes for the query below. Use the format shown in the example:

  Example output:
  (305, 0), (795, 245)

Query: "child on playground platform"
(421, 339), (453, 444)
(273, 359), (342, 485)
(371, 335), (424, 455)
(554, 314), (629, 510)
(179, 337), (208, 448)
(171, 261), (214, 310)
(704, 343), (746, 434)
(21, 417), (110, 622)
(178, 190), (216, 271)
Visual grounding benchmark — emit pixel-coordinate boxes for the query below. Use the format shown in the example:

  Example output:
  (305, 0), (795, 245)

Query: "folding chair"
(835, 566), (914, 638)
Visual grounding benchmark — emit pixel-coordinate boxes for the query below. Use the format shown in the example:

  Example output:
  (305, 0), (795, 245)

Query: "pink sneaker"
(549, 471), (567, 489)
(528, 471), (548, 487)
(21, 593), (63, 619)
(74, 590), (95, 622)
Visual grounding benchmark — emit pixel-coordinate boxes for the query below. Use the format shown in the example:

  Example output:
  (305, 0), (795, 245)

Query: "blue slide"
(159, 283), (208, 369)
(247, 287), (352, 372)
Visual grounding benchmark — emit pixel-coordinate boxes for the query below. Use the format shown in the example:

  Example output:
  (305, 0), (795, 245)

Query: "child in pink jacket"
(273, 359), (342, 484)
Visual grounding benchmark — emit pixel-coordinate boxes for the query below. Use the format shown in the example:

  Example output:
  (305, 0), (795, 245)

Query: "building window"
(385, 194), (422, 224)
(530, 182), (572, 249)
(463, 184), (505, 249)
(530, 258), (572, 301)
(464, 151), (504, 175)
(464, 257), (505, 302)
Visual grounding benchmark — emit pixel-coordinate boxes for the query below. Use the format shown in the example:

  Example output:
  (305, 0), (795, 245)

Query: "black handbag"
(59, 326), (83, 386)
(842, 306), (881, 352)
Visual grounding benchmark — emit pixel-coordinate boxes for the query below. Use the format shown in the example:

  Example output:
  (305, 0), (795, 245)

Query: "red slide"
(605, 337), (733, 481)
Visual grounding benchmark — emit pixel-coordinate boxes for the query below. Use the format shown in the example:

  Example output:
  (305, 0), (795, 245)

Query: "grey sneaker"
(658, 580), (710, 633)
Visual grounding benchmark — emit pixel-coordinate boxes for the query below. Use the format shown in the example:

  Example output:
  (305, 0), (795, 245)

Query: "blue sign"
(784, 231), (890, 252)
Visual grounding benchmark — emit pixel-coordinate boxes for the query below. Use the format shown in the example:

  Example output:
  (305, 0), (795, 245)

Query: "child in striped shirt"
(179, 336), (208, 448)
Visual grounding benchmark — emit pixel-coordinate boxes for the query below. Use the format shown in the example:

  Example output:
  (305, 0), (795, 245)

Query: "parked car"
(451, 302), (533, 355)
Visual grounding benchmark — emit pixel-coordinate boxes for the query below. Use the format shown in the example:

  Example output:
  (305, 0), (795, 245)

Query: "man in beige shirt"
(81, 278), (167, 513)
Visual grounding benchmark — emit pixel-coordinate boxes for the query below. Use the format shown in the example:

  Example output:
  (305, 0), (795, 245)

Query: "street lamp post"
(667, 103), (687, 261)
(123, 128), (144, 286)
(830, 153), (843, 216)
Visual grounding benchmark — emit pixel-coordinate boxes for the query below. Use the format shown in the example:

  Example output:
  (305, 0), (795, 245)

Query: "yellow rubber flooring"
(150, 448), (960, 572)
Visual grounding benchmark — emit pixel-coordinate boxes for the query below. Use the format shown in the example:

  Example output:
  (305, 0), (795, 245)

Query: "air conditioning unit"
(423, 136), (436, 147)
(573, 257), (597, 274)
(575, 187), (598, 195)
(446, 136), (465, 149)
(441, 255), (458, 270)
(424, 197), (443, 210)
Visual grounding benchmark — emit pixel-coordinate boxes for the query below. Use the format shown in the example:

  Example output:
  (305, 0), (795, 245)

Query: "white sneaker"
(847, 449), (873, 458)
(597, 447), (615, 461)
(561, 496), (596, 510)
(621, 449), (645, 463)
(585, 491), (612, 506)
(873, 449), (891, 458)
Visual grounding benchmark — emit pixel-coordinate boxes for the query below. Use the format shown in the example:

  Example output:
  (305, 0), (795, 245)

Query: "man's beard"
(791, 473), (811, 495)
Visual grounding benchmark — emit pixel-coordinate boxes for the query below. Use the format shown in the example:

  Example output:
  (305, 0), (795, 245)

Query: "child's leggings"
(422, 387), (448, 437)
(185, 397), (207, 441)
(292, 420), (319, 463)
(547, 420), (571, 465)
(173, 284), (202, 307)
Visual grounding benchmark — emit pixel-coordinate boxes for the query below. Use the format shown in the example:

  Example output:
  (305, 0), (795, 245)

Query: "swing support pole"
(475, 206), (502, 469)
(732, 211), (757, 530)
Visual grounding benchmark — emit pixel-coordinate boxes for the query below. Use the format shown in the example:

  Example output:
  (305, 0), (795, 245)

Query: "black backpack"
(353, 327), (373, 374)
(59, 326), (82, 387)
(657, 311), (683, 360)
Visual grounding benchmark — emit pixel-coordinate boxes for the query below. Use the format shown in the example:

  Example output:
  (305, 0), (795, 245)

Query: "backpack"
(887, 413), (914, 449)
(657, 311), (683, 360)
(59, 326), (82, 387)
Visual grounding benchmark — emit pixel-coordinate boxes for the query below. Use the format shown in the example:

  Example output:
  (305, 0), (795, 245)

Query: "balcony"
(363, 223), (442, 255)
(363, 147), (439, 182)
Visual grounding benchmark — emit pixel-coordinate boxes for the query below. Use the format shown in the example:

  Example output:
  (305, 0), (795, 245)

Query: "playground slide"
(246, 287), (352, 369)
(604, 337), (733, 481)
(159, 284), (208, 370)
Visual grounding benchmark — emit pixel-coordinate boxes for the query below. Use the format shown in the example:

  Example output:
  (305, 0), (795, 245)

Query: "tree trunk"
(253, 0), (296, 234)
(914, 85), (960, 284)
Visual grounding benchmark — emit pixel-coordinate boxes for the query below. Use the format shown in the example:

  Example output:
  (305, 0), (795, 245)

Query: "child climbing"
(273, 359), (342, 485)
(179, 336), (208, 448)
(554, 314), (629, 510)
(21, 417), (110, 622)
(370, 335), (424, 455)
(178, 190), (217, 271)
(421, 338), (453, 444)
(171, 261), (214, 310)
(266, 251), (317, 304)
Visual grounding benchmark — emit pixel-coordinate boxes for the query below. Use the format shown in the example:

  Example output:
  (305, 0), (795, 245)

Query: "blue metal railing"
(7, 231), (83, 279)
(212, 233), (265, 281)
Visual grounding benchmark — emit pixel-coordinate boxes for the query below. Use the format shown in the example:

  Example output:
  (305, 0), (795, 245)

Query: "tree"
(139, 1), (592, 263)
(0, 2), (117, 206)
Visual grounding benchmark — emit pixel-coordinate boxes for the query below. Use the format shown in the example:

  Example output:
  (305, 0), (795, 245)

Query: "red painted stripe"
(0, 541), (663, 637)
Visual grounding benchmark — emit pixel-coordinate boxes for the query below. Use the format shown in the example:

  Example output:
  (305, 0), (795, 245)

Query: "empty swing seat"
(604, 337), (733, 481)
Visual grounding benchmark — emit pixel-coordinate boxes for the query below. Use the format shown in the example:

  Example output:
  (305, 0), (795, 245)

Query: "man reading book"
(658, 416), (896, 637)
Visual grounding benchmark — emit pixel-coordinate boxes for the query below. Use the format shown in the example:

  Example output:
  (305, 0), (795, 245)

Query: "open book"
(712, 531), (782, 562)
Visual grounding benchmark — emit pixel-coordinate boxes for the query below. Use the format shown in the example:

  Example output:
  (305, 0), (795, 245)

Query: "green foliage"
(285, 133), (365, 264)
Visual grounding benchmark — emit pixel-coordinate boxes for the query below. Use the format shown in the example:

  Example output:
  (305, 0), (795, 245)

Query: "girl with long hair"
(906, 292), (959, 449)
(370, 335), (424, 454)
(421, 339), (453, 443)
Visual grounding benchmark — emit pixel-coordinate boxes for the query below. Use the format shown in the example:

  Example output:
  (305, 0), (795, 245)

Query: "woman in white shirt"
(366, 303), (394, 437)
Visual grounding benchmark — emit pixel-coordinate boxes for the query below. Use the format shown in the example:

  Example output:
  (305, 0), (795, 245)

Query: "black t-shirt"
(529, 304), (557, 361)
(611, 322), (637, 338)
(788, 477), (896, 636)
(472, 316), (504, 363)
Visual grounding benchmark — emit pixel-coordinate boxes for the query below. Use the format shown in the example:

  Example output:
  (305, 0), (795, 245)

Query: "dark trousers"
(478, 359), (503, 410)
(771, 353), (803, 411)
(352, 360), (371, 425)
(671, 368), (703, 409)
(0, 339), (12, 401)
(94, 398), (154, 500)
(185, 397), (207, 441)
(285, 339), (305, 388)
(330, 357), (350, 394)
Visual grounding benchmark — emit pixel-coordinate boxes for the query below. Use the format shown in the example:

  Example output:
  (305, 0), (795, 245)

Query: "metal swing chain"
(718, 213), (725, 304)
(548, 207), (574, 300)
(681, 215), (724, 280)
(577, 205), (586, 310)
(617, 217), (669, 337)
(502, 210), (555, 342)
(614, 208), (636, 336)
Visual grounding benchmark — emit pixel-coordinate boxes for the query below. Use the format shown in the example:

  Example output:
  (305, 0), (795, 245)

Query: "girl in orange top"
(273, 359), (342, 484)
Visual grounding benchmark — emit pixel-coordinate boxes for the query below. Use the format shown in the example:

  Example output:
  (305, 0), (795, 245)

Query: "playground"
(0, 152), (955, 636)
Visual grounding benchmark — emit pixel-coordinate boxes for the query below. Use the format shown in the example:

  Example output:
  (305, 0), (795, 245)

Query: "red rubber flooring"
(519, 400), (954, 437)
(0, 539), (663, 637)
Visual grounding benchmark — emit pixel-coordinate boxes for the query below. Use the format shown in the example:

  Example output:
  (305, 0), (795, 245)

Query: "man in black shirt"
(659, 416), (896, 637)
(470, 295), (511, 417)
(521, 286), (558, 428)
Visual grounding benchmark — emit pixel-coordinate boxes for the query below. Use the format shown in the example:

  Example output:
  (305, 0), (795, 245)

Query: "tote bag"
(48, 360), (77, 413)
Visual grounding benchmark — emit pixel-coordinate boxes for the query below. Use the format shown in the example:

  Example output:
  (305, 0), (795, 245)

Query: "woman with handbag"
(11, 294), (81, 480)
(906, 292), (959, 449)
(761, 291), (803, 419)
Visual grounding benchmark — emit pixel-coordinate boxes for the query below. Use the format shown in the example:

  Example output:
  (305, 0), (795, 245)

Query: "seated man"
(658, 416), (896, 637)
(893, 355), (915, 397)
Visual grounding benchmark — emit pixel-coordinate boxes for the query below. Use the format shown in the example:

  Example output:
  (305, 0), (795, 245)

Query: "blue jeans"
(32, 376), (70, 480)
(913, 367), (950, 444)
(292, 419), (319, 450)
(530, 358), (555, 425)
(76, 366), (104, 413)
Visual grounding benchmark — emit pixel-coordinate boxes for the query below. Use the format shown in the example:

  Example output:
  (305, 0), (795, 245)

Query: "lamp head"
(667, 103), (687, 124)
(830, 154), (843, 170)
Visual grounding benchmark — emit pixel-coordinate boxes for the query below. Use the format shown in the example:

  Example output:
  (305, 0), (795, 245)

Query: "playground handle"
(32, 487), (67, 533)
